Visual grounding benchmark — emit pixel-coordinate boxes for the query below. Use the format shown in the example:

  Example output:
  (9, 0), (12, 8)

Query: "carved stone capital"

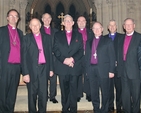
(94, 0), (102, 8)
(10, 0), (15, 8)
(20, 0), (28, 9)
(106, 0), (112, 4)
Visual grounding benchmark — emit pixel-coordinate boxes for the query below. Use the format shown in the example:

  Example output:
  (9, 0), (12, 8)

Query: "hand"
(109, 72), (114, 78)
(23, 74), (30, 83)
(69, 62), (74, 68)
(50, 71), (54, 77)
(63, 57), (74, 66)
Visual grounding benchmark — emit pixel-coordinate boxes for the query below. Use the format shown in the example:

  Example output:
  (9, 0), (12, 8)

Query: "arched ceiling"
(26, 0), (96, 16)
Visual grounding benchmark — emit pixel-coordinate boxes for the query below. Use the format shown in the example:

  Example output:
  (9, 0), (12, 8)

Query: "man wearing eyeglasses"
(0, 9), (23, 113)
(53, 14), (83, 113)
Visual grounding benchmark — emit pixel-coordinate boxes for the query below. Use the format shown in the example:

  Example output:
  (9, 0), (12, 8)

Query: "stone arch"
(44, 4), (51, 14)
(68, 4), (76, 19)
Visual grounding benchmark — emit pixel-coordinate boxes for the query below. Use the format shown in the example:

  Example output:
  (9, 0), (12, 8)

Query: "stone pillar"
(0, 0), (27, 34)
(19, 0), (28, 34)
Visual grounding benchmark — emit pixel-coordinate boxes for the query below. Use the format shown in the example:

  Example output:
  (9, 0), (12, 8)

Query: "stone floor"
(14, 85), (94, 112)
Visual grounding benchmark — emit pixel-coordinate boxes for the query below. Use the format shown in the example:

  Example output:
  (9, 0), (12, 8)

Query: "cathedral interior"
(25, 0), (97, 33)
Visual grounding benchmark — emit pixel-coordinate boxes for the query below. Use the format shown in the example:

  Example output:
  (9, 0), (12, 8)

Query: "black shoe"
(86, 95), (91, 102)
(50, 98), (58, 103)
(77, 97), (81, 102)
(108, 107), (114, 112)
(117, 109), (122, 113)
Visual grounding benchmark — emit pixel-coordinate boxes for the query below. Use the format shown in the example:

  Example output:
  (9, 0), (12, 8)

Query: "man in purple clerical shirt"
(120, 18), (141, 113)
(41, 13), (59, 104)
(85, 22), (115, 113)
(22, 18), (53, 113)
(76, 16), (92, 102)
(0, 9), (23, 113)
(105, 20), (122, 113)
(53, 14), (83, 113)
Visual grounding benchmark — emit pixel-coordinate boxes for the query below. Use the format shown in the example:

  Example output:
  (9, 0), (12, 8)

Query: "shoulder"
(0, 25), (7, 31)
(52, 27), (58, 32)
(104, 34), (109, 38)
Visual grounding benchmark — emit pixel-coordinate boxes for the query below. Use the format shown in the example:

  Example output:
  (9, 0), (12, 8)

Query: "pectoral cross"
(58, 12), (64, 31)
(39, 49), (42, 53)
(93, 52), (97, 59)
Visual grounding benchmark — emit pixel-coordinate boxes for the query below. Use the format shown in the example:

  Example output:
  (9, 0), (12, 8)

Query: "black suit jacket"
(119, 31), (141, 79)
(105, 32), (123, 76)
(0, 25), (23, 77)
(76, 28), (93, 73)
(53, 30), (83, 76)
(21, 33), (53, 82)
(40, 26), (58, 45)
(85, 35), (115, 78)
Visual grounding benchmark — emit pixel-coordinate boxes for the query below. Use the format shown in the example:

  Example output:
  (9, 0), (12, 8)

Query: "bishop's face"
(63, 16), (74, 31)
(29, 19), (41, 35)
(77, 17), (86, 29)
(124, 19), (135, 34)
(108, 21), (117, 34)
(7, 11), (19, 27)
(42, 13), (52, 27)
(92, 23), (103, 37)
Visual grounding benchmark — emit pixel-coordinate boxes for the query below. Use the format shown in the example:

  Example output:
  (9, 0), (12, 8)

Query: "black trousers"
(59, 74), (78, 113)
(77, 75), (83, 98)
(26, 64), (48, 113)
(49, 73), (57, 100)
(0, 63), (21, 113)
(109, 74), (122, 111)
(121, 71), (140, 113)
(89, 65), (109, 113)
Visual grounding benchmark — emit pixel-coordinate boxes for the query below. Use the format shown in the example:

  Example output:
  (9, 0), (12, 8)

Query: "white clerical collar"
(95, 37), (99, 39)
(80, 28), (85, 31)
(126, 31), (134, 36)
(12, 27), (16, 29)
(44, 25), (50, 29)
(111, 33), (115, 35)
(34, 33), (40, 37)
(66, 30), (71, 33)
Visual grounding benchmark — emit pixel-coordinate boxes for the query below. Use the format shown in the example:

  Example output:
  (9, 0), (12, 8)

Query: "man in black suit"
(53, 14), (83, 113)
(76, 16), (92, 102)
(85, 22), (115, 113)
(0, 9), (23, 113)
(22, 18), (53, 113)
(119, 18), (141, 113)
(41, 13), (58, 103)
(105, 20), (122, 113)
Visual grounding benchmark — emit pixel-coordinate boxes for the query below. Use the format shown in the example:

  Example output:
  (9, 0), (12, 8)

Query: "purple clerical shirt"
(44, 26), (51, 35)
(34, 33), (46, 64)
(123, 35), (132, 61)
(8, 24), (21, 63)
(66, 30), (72, 45)
(90, 37), (100, 64)
(78, 28), (87, 50)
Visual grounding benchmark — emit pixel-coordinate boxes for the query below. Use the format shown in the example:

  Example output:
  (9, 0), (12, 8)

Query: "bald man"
(22, 18), (53, 113)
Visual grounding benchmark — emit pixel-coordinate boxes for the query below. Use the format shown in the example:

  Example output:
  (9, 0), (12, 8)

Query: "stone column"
(94, 0), (102, 23)
(19, 0), (28, 34)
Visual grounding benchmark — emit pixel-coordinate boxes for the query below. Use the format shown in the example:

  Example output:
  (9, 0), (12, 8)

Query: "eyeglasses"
(8, 15), (19, 19)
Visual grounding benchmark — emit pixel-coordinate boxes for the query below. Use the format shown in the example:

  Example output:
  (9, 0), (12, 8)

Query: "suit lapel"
(30, 34), (38, 49)
(69, 30), (76, 46)
(96, 36), (103, 52)
(126, 32), (136, 54)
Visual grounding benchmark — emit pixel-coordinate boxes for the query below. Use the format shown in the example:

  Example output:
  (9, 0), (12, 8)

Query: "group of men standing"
(0, 8), (141, 113)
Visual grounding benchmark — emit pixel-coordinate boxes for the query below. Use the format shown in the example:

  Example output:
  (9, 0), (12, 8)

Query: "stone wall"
(94, 0), (141, 35)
